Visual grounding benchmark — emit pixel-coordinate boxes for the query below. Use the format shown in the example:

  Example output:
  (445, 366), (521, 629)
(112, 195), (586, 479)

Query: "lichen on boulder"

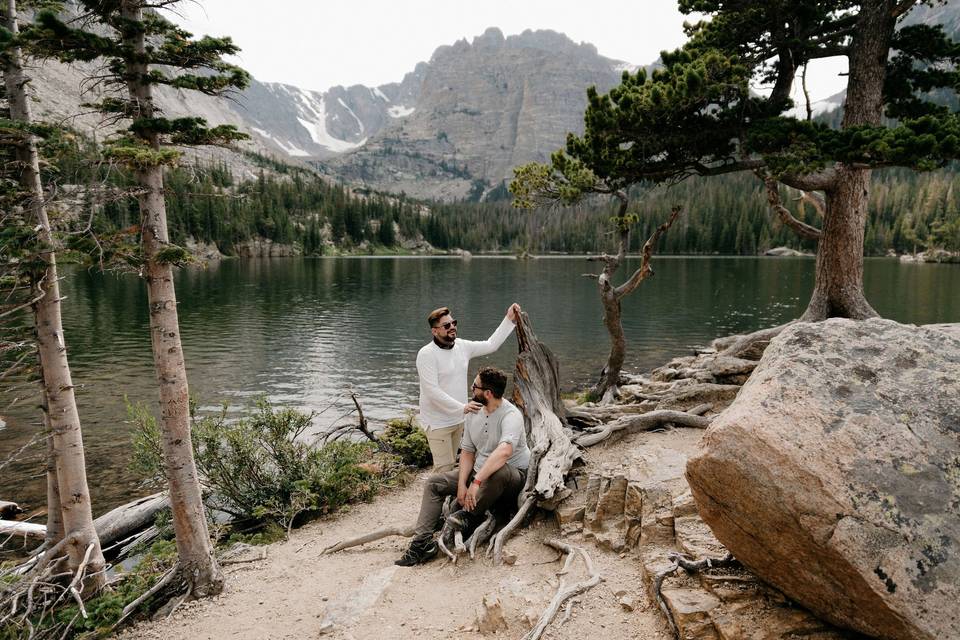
(686, 319), (960, 640)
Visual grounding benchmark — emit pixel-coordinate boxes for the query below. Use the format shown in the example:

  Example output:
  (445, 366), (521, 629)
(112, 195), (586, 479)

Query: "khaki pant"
(424, 422), (463, 472)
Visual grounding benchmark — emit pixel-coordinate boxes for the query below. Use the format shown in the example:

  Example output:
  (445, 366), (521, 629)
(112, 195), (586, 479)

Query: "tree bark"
(802, 168), (878, 320)
(2, 0), (105, 592)
(120, 0), (223, 597)
(800, 0), (894, 321)
(590, 194), (630, 401)
(42, 407), (65, 547)
(591, 204), (680, 400)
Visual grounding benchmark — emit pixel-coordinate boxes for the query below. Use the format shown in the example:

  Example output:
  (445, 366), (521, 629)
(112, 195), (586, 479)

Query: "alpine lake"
(1, 256), (957, 515)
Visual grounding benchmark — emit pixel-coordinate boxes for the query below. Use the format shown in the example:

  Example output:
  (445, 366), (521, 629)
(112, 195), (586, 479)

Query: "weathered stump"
(491, 312), (582, 563)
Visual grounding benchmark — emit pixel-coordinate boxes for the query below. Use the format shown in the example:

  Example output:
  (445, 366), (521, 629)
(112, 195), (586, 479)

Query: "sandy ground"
(119, 428), (700, 640)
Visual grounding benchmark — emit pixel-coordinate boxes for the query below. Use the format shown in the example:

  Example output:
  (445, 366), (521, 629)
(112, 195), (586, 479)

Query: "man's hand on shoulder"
(506, 302), (521, 323)
(464, 401), (483, 414)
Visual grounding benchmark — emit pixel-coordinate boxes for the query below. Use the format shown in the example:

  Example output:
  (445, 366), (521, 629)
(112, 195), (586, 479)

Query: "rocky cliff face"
(18, 15), (636, 201)
(24, 4), (959, 202)
(237, 64), (426, 160)
(323, 28), (634, 200)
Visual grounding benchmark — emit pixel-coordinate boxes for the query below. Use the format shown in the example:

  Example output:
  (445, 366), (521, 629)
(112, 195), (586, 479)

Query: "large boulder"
(686, 319), (960, 640)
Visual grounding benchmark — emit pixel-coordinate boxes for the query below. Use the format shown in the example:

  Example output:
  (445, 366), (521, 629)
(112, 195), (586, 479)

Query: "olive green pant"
(412, 464), (526, 540)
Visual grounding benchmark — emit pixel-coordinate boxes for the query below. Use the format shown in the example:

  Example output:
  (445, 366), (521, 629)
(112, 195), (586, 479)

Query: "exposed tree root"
(320, 524), (415, 555)
(712, 323), (792, 360)
(488, 494), (536, 564)
(117, 567), (176, 623)
(523, 539), (602, 640)
(574, 408), (712, 447)
(465, 511), (496, 560)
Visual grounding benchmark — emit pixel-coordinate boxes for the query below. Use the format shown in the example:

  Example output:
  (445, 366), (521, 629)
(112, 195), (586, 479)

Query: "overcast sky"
(171, 0), (847, 104)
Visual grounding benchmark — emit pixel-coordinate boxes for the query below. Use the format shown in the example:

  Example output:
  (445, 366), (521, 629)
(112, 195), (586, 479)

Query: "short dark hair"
(477, 367), (508, 399)
(428, 306), (450, 328)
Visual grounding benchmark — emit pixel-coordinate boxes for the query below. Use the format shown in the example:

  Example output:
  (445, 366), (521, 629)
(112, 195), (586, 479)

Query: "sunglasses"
(471, 383), (488, 391)
(437, 319), (458, 330)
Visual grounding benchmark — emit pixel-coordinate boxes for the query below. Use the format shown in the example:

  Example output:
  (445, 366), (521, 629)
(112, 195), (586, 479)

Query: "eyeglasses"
(471, 383), (488, 391)
(438, 319), (458, 330)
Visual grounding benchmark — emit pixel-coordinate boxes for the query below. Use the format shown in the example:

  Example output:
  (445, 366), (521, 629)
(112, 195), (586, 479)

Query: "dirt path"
(119, 429), (698, 640)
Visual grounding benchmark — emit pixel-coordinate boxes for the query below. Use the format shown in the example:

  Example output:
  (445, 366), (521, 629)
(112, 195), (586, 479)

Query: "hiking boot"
(394, 538), (438, 567)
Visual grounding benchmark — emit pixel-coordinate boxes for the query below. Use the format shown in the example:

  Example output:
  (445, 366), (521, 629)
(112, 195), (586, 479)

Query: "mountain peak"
(472, 27), (505, 49)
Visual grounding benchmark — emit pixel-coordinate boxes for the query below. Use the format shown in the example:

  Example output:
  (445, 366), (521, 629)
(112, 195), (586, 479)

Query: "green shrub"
(131, 398), (403, 530)
(381, 415), (432, 468)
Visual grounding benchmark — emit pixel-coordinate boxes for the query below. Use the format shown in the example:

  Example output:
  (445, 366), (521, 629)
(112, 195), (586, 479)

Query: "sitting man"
(396, 366), (530, 566)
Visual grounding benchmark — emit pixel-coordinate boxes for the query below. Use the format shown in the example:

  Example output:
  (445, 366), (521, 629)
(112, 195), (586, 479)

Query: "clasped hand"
(458, 482), (479, 511)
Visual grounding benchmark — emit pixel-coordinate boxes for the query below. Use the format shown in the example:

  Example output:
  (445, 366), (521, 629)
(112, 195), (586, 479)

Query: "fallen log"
(1, 492), (168, 549)
(93, 492), (168, 549)
(0, 520), (45, 539)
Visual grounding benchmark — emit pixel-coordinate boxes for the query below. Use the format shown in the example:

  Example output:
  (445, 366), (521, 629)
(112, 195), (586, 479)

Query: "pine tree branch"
(615, 206), (682, 299)
(757, 172), (822, 241)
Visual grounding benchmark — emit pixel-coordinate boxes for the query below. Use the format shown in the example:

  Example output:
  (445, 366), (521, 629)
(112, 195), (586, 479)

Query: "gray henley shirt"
(460, 399), (530, 473)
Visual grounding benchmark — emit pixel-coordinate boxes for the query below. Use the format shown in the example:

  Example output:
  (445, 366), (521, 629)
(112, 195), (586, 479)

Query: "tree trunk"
(590, 196), (630, 401)
(592, 291), (625, 401)
(42, 407), (65, 547)
(2, 0), (105, 592)
(801, 0), (894, 321)
(120, 0), (223, 597)
(801, 168), (878, 320)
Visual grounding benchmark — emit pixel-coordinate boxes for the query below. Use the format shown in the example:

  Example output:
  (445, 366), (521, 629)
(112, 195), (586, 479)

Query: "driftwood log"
(0, 492), (169, 548)
(0, 520), (45, 539)
(322, 312), (581, 561)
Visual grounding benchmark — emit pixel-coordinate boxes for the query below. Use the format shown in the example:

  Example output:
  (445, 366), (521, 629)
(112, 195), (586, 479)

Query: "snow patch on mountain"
(388, 105), (415, 118)
(291, 88), (366, 152)
(251, 127), (311, 157)
(372, 87), (390, 101)
(337, 97), (365, 132)
(613, 61), (640, 73)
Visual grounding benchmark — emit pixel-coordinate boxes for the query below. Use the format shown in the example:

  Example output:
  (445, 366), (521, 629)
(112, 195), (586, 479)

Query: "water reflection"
(0, 256), (956, 513)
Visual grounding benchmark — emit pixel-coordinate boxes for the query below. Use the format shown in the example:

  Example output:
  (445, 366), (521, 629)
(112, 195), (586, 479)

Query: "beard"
(434, 332), (456, 348)
(472, 391), (488, 405)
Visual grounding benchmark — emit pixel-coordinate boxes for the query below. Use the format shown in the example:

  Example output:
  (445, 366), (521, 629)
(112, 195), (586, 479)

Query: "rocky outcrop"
(686, 320), (960, 640)
(327, 28), (642, 200)
(232, 238), (301, 257)
(898, 248), (960, 263)
(559, 453), (849, 639)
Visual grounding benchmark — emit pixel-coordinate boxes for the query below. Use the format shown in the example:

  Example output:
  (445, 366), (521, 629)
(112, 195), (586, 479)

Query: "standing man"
(397, 367), (530, 566)
(416, 303), (520, 472)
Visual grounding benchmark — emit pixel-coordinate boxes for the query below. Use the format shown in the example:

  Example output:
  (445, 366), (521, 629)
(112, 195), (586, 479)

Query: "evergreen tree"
(30, 0), (250, 599)
(1, 0), (106, 594)
(512, 1), (960, 320)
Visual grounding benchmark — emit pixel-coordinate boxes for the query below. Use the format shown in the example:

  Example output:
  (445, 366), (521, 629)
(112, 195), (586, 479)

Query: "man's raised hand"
(464, 401), (483, 414)
(506, 302), (522, 323)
